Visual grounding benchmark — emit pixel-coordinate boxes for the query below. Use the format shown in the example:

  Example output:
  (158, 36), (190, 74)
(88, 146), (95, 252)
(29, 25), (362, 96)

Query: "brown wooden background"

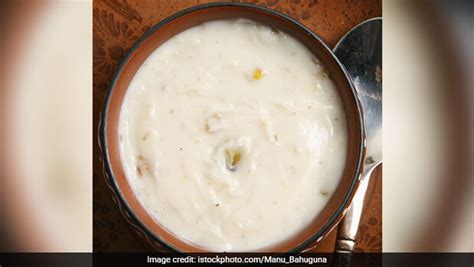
(93, 0), (382, 252)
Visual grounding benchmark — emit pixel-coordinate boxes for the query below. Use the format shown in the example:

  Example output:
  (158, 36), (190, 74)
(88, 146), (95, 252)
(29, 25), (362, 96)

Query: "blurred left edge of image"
(0, 0), (93, 260)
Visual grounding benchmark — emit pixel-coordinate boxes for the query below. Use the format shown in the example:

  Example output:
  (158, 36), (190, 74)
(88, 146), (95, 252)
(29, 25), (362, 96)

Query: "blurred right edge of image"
(383, 0), (473, 257)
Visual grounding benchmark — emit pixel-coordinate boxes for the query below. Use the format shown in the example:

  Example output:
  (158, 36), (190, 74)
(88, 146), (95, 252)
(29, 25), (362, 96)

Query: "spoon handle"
(332, 162), (380, 266)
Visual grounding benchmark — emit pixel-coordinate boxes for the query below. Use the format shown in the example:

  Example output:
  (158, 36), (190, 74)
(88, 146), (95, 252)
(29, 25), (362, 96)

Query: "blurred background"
(0, 0), (92, 252)
(383, 0), (473, 252)
(0, 0), (472, 253)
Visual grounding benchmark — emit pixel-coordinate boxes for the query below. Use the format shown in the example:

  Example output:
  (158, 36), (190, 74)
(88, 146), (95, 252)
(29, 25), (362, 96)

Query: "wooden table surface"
(93, 0), (381, 252)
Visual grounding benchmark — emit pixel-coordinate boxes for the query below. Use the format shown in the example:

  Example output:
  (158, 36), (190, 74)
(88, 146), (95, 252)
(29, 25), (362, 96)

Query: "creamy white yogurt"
(119, 19), (347, 251)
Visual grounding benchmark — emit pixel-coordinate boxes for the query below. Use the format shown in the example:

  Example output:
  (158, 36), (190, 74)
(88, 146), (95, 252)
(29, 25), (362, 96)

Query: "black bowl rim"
(99, 2), (365, 253)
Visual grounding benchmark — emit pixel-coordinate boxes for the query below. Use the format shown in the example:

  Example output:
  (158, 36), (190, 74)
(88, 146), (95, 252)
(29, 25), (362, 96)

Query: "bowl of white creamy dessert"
(100, 3), (365, 252)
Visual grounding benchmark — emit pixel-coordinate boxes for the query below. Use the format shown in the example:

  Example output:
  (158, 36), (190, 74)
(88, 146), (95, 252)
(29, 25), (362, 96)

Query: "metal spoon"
(332, 18), (382, 266)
